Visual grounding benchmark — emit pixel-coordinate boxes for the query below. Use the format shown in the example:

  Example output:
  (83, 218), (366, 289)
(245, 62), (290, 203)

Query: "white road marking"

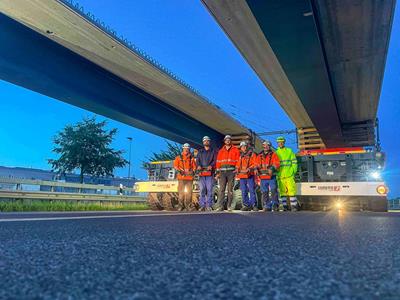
(0, 211), (224, 222)
(1, 210), (368, 222)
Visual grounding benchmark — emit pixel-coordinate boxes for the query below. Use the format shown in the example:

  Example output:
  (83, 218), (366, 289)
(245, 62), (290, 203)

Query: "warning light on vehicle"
(376, 185), (388, 195)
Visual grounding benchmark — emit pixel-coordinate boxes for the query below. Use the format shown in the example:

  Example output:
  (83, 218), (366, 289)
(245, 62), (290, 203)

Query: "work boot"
(227, 208), (233, 212)
(215, 207), (224, 212)
(262, 208), (268, 212)
(241, 206), (250, 211)
(252, 206), (259, 212)
(205, 207), (213, 212)
(178, 206), (185, 212)
(198, 207), (206, 212)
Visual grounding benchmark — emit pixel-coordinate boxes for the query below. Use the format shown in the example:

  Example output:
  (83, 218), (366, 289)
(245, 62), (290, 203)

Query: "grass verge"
(0, 200), (149, 212)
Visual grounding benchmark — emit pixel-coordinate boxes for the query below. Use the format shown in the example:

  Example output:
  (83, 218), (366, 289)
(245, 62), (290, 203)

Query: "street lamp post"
(127, 137), (133, 179)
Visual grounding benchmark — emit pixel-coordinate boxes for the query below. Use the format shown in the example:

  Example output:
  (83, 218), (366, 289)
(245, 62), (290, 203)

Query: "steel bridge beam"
(0, 13), (224, 147)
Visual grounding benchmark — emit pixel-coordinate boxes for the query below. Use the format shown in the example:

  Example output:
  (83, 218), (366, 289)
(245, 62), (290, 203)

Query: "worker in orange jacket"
(215, 135), (240, 211)
(236, 141), (258, 211)
(173, 143), (196, 211)
(256, 140), (280, 211)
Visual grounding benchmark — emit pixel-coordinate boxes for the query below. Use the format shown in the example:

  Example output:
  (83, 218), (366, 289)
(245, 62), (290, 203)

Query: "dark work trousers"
(178, 180), (193, 209)
(199, 176), (214, 208)
(260, 178), (279, 209)
(240, 176), (257, 208)
(217, 171), (235, 209)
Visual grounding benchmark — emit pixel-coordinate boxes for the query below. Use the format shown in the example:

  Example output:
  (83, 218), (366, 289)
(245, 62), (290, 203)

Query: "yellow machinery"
(134, 161), (199, 210)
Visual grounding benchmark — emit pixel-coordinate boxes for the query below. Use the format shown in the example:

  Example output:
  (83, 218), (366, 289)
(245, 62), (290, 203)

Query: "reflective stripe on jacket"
(174, 152), (196, 180)
(276, 147), (297, 179)
(216, 145), (240, 172)
(256, 150), (280, 180)
(236, 150), (257, 179)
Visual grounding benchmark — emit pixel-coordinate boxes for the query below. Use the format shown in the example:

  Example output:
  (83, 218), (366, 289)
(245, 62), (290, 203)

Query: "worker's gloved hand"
(254, 169), (259, 176)
(207, 166), (212, 171)
(215, 173), (220, 180)
(197, 166), (202, 171)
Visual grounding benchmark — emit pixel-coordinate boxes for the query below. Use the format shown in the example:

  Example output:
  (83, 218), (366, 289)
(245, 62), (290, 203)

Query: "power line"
(257, 129), (297, 136)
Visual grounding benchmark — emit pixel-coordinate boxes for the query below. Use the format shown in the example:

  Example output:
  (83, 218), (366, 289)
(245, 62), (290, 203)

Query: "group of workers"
(173, 135), (298, 212)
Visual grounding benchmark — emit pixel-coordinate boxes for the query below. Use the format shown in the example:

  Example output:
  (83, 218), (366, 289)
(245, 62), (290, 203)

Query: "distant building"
(0, 166), (136, 187)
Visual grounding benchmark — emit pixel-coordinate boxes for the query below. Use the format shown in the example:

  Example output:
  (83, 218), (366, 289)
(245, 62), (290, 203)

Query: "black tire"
(162, 192), (179, 211)
(232, 188), (243, 210)
(212, 182), (243, 210)
(147, 193), (164, 210)
(212, 186), (219, 209)
(192, 192), (200, 210)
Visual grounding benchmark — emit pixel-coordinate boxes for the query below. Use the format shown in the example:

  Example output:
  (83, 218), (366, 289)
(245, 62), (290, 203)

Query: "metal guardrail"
(0, 177), (135, 192)
(0, 190), (146, 203)
(0, 177), (146, 203)
(388, 199), (400, 210)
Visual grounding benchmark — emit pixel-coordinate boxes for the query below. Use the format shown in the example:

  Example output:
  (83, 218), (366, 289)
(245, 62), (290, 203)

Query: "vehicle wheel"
(162, 193), (177, 211)
(147, 193), (164, 210)
(232, 188), (243, 210)
(192, 192), (200, 210)
(212, 186), (219, 209)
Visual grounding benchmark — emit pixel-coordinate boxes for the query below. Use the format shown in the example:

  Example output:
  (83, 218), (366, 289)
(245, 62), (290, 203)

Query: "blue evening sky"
(0, 1), (399, 196)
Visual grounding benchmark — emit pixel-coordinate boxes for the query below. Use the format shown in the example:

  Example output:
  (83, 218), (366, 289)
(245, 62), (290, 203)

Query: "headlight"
(335, 201), (343, 210)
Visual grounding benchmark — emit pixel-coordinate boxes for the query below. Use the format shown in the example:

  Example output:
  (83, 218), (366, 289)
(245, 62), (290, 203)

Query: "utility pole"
(127, 137), (133, 179)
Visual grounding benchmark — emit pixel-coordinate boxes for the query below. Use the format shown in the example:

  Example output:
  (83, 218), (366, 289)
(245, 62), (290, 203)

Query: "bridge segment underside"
(202, 0), (395, 147)
(0, 0), (257, 148)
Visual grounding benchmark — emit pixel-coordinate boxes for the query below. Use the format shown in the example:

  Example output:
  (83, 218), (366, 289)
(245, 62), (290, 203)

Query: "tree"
(48, 116), (127, 183)
(144, 141), (182, 165)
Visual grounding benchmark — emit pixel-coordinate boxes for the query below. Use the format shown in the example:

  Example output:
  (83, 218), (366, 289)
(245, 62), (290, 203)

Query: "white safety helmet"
(182, 143), (190, 149)
(224, 135), (232, 141)
(239, 141), (248, 147)
(202, 136), (211, 142)
(262, 140), (272, 146)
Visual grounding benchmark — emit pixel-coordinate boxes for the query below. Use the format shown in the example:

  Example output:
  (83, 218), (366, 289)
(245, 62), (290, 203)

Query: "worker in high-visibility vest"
(215, 135), (240, 211)
(256, 140), (280, 211)
(173, 143), (196, 211)
(276, 136), (299, 211)
(236, 141), (258, 211)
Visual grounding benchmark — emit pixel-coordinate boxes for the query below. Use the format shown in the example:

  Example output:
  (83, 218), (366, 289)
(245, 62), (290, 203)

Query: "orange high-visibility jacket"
(256, 150), (280, 180)
(174, 152), (196, 180)
(216, 145), (240, 172)
(236, 150), (257, 179)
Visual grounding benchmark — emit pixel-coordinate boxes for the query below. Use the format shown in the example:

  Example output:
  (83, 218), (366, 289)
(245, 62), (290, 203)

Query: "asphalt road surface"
(0, 211), (399, 299)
